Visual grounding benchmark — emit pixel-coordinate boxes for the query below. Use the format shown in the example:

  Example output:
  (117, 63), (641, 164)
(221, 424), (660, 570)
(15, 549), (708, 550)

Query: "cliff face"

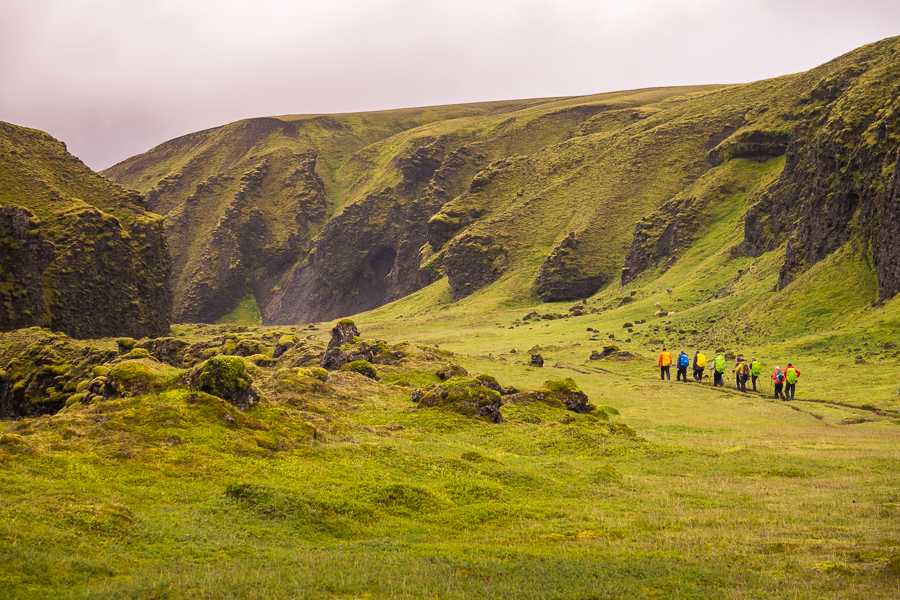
(742, 51), (900, 300)
(103, 37), (900, 325)
(0, 122), (172, 338)
(622, 38), (900, 299)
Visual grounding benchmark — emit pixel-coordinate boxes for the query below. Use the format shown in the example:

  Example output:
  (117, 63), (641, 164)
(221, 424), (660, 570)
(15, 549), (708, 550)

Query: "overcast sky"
(2, 0), (898, 170)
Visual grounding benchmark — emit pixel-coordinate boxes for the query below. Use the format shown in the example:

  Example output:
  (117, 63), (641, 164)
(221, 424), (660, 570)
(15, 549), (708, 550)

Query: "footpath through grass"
(2, 304), (899, 598)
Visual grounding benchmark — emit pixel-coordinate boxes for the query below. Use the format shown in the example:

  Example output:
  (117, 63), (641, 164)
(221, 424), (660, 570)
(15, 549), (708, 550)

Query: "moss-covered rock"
(507, 378), (596, 414)
(437, 364), (469, 380)
(474, 373), (517, 395)
(120, 348), (150, 360)
(107, 360), (176, 397)
(116, 338), (136, 354)
(412, 377), (504, 423)
(265, 367), (333, 407)
(182, 356), (260, 411)
(273, 333), (298, 358)
(339, 360), (378, 380)
(136, 337), (192, 366)
(0, 328), (117, 418)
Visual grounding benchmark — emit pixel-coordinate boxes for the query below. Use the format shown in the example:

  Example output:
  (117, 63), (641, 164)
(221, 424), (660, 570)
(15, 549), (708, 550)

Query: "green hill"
(105, 36), (900, 331)
(0, 122), (172, 338)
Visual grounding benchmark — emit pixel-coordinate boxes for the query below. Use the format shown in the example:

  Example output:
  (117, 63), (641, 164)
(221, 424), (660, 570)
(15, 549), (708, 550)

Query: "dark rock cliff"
(0, 207), (56, 330)
(742, 49), (900, 300)
(534, 232), (607, 301)
(0, 122), (173, 338)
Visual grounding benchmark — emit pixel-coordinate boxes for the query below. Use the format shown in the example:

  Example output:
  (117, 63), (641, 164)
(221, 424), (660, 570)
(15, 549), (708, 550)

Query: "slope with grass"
(0, 122), (172, 338)
(104, 37), (900, 329)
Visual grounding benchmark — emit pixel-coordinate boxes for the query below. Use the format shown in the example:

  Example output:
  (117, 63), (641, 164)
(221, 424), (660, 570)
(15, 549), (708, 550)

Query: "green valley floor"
(2, 291), (899, 598)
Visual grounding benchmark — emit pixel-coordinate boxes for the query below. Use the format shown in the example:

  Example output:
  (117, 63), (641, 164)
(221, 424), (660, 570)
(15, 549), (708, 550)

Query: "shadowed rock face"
(534, 232), (607, 301)
(0, 121), (172, 339)
(741, 61), (900, 300)
(0, 206), (56, 330)
(621, 41), (900, 301)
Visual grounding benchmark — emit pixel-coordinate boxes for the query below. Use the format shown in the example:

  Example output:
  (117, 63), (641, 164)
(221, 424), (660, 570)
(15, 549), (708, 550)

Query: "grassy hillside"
(103, 36), (900, 329)
(0, 122), (172, 340)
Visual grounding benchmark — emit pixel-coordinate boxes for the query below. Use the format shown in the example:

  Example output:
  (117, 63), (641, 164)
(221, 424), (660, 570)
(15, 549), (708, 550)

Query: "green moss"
(116, 337), (136, 352)
(340, 360), (378, 379)
(543, 378), (581, 395)
(120, 348), (150, 360)
(201, 356), (247, 383)
(475, 373), (499, 387)
(108, 360), (176, 396)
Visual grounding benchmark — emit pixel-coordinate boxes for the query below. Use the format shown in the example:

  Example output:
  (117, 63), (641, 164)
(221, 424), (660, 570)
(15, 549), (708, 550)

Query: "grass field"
(2, 281), (899, 598)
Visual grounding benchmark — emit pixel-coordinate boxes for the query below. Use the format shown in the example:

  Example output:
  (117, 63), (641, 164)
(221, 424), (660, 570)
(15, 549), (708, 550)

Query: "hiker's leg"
(751, 375), (757, 391)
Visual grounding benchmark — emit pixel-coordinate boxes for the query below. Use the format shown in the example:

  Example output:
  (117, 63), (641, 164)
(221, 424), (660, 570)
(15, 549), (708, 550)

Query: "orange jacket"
(658, 351), (672, 367)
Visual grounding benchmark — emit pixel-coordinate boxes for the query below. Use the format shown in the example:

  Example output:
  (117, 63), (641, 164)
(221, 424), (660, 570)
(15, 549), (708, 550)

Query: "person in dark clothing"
(676, 351), (689, 382)
(733, 358), (747, 392)
(693, 351), (706, 383)
(713, 354), (726, 387)
(784, 363), (801, 400)
(772, 366), (786, 400)
(749, 357), (762, 392)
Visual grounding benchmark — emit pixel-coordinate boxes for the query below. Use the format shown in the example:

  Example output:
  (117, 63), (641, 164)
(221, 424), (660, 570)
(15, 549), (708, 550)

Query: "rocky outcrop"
(741, 49), (900, 299)
(506, 378), (595, 414)
(0, 207), (56, 330)
(411, 378), (504, 423)
(534, 232), (607, 301)
(0, 121), (172, 338)
(621, 194), (705, 285)
(445, 231), (511, 301)
(266, 140), (460, 324)
(182, 356), (261, 411)
(706, 129), (791, 167)
(167, 151), (328, 323)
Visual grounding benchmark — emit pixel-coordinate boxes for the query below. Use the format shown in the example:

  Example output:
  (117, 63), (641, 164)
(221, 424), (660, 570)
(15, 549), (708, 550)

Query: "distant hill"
(104, 36), (900, 326)
(0, 122), (172, 338)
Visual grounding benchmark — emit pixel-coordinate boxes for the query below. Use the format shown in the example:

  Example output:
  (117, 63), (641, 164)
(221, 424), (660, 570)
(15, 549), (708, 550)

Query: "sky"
(2, 0), (898, 171)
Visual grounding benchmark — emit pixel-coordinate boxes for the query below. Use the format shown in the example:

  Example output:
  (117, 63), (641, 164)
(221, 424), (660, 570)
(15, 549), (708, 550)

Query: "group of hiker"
(656, 349), (801, 400)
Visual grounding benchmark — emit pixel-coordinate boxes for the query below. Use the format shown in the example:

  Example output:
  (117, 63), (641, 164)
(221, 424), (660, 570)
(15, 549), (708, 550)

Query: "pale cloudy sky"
(2, 0), (898, 170)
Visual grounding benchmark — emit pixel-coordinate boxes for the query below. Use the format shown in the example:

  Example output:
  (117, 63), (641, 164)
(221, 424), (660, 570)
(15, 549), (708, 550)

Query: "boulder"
(182, 356), (260, 410)
(507, 378), (596, 414)
(437, 364), (469, 380)
(411, 377), (504, 423)
(531, 354), (544, 367)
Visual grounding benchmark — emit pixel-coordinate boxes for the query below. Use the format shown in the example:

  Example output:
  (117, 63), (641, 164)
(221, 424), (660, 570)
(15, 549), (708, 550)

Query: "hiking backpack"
(742, 363), (750, 377)
(679, 354), (689, 368)
(775, 371), (785, 383)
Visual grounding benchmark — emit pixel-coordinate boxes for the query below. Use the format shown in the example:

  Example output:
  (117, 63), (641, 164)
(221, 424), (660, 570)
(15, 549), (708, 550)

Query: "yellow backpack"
(696, 353), (706, 368)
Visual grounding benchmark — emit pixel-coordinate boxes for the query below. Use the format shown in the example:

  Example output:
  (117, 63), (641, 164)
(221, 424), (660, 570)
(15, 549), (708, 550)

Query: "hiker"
(676, 351), (690, 382)
(733, 357), (748, 393)
(658, 348), (672, 380)
(713, 354), (726, 387)
(733, 358), (746, 392)
(693, 350), (706, 383)
(784, 363), (801, 400)
(749, 357), (762, 392)
(772, 366), (786, 400)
